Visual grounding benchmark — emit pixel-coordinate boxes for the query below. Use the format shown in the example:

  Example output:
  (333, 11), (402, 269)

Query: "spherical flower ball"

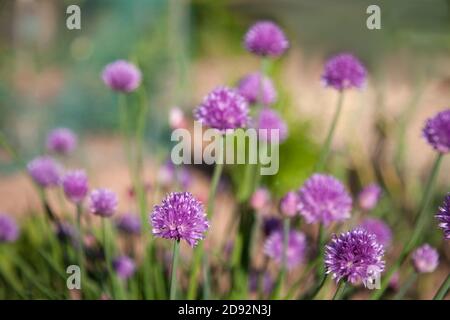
(150, 192), (209, 247)
(116, 213), (141, 235)
(279, 191), (298, 217)
(250, 187), (271, 212)
(62, 170), (89, 204)
(321, 53), (367, 91)
(297, 174), (352, 225)
(436, 193), (450, 240)
(101, 60), (142, 93)
(0, 214), (19, 243)
(194, 86), (250, 132)
(89, 188), (118, 218)
(359, 218), (392, 248)
(237, 72), (277, 106)
(27, 156), (63, 188)
(358, 184), (382, 211)
(423, 109), (450, 153)
(244, 21), (289, 57)
(256, 107), (288, 143)
(325, 229), (385, 284)
(46, 128), (77, 155)
(113, 256), (136, 280)
(264, 230), (307, 270)
(412, 244), (439, 273)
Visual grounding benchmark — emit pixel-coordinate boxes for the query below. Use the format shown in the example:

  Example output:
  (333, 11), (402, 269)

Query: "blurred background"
(0, 0), (449, 298)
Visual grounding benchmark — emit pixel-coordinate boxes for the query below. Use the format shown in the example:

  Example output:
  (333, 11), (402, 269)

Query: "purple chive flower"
(412, 244), (439, 273)
(325, 229), (385, 284)
(237, 72), (277, 106)
(244, 21), (289, 57)
(27, 156), (63, 188)
(279, 191), (298, 217)
(116, 213), (141, 235)
(46, 128), (77, 155)
(102, 60), (142, 93)
(113, 256), (136, 280)
(256, 107), (288, 143)
(358, 184), (382, 211)
(0, 214), (19, 243)
(89, 188), (118, 218)
(321, 53), (367, 91)
(436, 193), (450, 240)
(151, 192), (209, 247)
(250, 187), (271, 212)
(297, 174), (352, 225)
(359, 218), (392, 248)
(262, 217), (282, 237)
(62, 170), (89, 204)
(264, 230), (307, 270)
(423, 109), (450, 153)
(194, 86), (250, 132)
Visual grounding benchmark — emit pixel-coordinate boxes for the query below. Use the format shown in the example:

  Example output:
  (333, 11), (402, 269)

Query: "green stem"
(314, 92), (344, 172)
(394, 271), (417, 300)
(332, 281), (347, 300)
(308, 274), (328, 300)
(170, 240), (180, 300)
(371, 154), (444, 300)
(102, 219), (116, 298)
(433, 273), (450, 300)
(75, 203), (86, 295)
(271, 218), (290, 299)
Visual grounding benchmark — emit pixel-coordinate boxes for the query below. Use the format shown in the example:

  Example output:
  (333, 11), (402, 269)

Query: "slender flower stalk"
(170, 240), (181, 300)
(332, 281), (347, 300)
(314, 92), (344, 171)
(434, 274), (450, 300)
(371, 154), (443, 299)
(393, 271), (417, 300)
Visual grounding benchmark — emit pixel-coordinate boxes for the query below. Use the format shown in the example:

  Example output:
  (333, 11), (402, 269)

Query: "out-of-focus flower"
(46, 128), (77, 155)
(321, 53), (367, 91)
(27, 156), (63, 188)
(412, 244), (439, 273)
(297, 174), (352, 225)
(249, 271), (274, 296)
(169, 107), (188, 130)
(325, 229), (385, 284)
(436, 193), (450, 240)
(256, 107), (288, 143)
(116, 213), (141, 235)
(56, 222), (79, 246)
(279, 191), (298, 217)
(194, 86), (250, 132)
(158, 159), (192, 189)
(359, 218), (392, 248)
(237, 72), (277, 106)
(62, 170), (89, 204)
(358, 184), (382, 211)
(250, 188), (271, 213)
(264, 230), (307, 270)
(150, 192), (209, 247)
(262, 217), (282, 237)
(102, 60), (141, 93)
(113, 255), (136, 280)
(244, 21), (289, 57)
(423, 109), (450, 153)
(0, 214), (19, 243)
(89, 189), (118, 218)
